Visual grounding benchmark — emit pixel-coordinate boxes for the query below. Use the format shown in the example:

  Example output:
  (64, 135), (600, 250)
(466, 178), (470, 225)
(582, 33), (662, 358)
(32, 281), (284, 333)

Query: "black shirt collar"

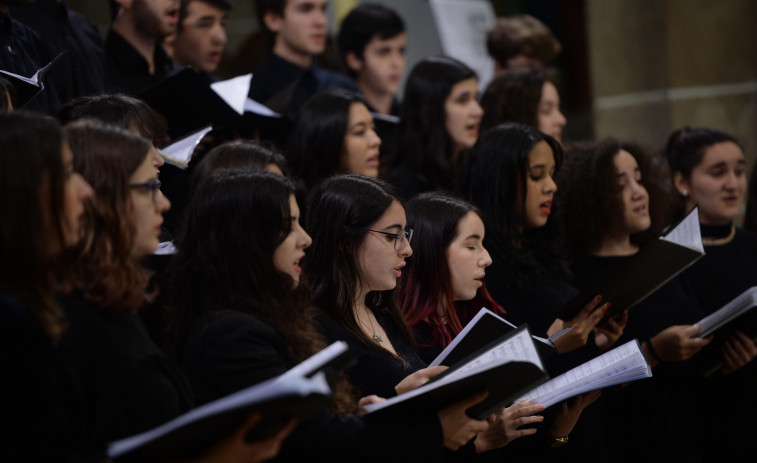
(106, 28), (173, 74)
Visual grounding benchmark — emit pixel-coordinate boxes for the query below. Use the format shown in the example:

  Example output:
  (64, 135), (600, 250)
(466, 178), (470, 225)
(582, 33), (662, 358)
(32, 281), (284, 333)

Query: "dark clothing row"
(178, 291), (446, 463)
(1, 291), (192, 462)
(10, 0), (104, 104)
(104, 28), (181, 96)
(249, 52), (358, 121)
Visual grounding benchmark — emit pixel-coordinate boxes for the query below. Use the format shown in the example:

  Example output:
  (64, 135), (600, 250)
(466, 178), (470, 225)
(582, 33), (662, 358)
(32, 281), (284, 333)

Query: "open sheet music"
(695, 286), (757, 338)
(364, 326), (548, 420)
(514, 339), (652, 408)
(429, 308), (556, 367)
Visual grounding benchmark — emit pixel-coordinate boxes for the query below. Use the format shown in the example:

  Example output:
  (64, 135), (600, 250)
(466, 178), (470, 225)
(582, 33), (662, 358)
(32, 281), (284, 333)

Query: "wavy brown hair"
(64, 119), (154, 314)
(557, 138), (673, 258)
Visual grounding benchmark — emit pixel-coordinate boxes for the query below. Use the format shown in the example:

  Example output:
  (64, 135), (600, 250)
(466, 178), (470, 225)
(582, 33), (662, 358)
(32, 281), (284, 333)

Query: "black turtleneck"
(699, 223), (733, 240)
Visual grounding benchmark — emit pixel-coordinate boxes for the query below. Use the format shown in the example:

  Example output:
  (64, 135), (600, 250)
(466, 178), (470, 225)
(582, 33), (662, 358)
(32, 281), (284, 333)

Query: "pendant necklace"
(364, 310), (383, 344)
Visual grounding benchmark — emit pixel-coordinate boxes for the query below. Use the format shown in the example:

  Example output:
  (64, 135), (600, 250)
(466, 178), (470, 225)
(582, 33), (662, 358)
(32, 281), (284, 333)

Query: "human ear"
(114, 0), (133, 12)
(673, 171), (689, 197)
(345, 51), (364, 74)
(263, 11), (283, 33)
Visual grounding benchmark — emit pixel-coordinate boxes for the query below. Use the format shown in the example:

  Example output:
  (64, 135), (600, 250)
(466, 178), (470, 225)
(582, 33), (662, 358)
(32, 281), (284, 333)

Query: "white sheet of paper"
(280, 341), (350, 379)
(363, 327), (543, 414)
(108, 372), (329, 458)
(211, 74), (253, 115)
(696, 286), (757, 337)
(244, 97), (282, 118)
(660, 206), (703, 252)
(444, 328), (544, 380)
(514, 340), (651, 408)
(429, 0), (496, 91)
(160, 125), (213, 167)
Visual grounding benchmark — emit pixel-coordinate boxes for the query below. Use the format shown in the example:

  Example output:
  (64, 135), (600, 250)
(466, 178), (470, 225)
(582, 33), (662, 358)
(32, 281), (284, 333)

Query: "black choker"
(700, 223), (733, 239)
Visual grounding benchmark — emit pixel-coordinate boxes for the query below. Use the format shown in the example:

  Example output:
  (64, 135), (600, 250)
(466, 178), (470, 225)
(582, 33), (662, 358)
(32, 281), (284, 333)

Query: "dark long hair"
(58, 94), (168, 145)
(399, 192), (505, 348)
(289, 89), (368, 190)
(458, 123), (567, 288)
(558, 138), (672, 258)
(664, 127), (744, 222)
(480, 67), (559, 132)
(392, 56), (477, 192)
(306, 174), (416, 354)
(167, 170), (321, 362)
(64, 119), (153, 314)
(0, 111), (67, 340)
(189, 139), (289, 201)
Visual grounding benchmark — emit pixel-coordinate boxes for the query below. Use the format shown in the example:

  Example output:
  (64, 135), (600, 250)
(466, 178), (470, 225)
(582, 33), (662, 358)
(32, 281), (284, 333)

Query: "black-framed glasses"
(368, 228), (413, 250)
(129, 178), (162, 204)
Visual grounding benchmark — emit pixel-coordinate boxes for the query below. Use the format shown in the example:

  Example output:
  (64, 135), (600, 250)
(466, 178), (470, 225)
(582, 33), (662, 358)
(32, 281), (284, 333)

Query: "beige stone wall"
(588, 0), (757, 178)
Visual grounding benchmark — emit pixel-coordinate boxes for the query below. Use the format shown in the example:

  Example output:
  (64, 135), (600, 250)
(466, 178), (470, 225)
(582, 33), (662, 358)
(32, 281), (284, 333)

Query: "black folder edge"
(110, 378), (332, 463)
(0, 50), (67, 109)
(556, 207), (704, 323)
(367, 326), (549, 420)
(109, 342), (355, 463)
(435, 310), (556, 367)
(138, 67), (245, 139)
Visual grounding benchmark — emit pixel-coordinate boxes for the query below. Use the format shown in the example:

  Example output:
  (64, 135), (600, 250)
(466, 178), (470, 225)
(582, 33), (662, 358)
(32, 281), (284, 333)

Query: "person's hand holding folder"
(195, 412), (296, 463)
(642, 324), (712, 368)
(438, 391), (491, 451)
(473, 401), (545, 453)
(594, 310), (629, 350)
(394, 365), (448, 395)
(720, 330), (757, 375)
(548, 295), (610, 353)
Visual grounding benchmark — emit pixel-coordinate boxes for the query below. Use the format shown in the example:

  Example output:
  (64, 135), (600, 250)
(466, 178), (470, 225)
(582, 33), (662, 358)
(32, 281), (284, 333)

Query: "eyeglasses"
(368, 228), (413, 250)
(129, 178), (162, 204)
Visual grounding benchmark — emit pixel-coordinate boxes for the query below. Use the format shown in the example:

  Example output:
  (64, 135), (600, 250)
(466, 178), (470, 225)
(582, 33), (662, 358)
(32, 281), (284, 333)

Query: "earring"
(682, 189), (688, 197)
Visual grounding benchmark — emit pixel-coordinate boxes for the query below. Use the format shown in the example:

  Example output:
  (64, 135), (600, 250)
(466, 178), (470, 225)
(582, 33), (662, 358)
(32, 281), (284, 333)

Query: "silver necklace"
(362, 310), (383, 344)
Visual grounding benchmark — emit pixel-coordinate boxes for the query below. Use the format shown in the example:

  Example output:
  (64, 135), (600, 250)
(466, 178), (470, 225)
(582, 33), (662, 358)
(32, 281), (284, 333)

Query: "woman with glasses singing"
(306, 175), (423, 400)
(306, 174), (530, 455)
(166, 169), (494, 460)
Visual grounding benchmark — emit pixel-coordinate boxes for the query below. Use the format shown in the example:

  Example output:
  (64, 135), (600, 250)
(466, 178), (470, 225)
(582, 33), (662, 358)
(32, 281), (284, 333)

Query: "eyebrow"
(349, 121), (368, 131)
(617, 166), (641, 176)
(463, 234), (482, 240)
(379, 223), (403, 231)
